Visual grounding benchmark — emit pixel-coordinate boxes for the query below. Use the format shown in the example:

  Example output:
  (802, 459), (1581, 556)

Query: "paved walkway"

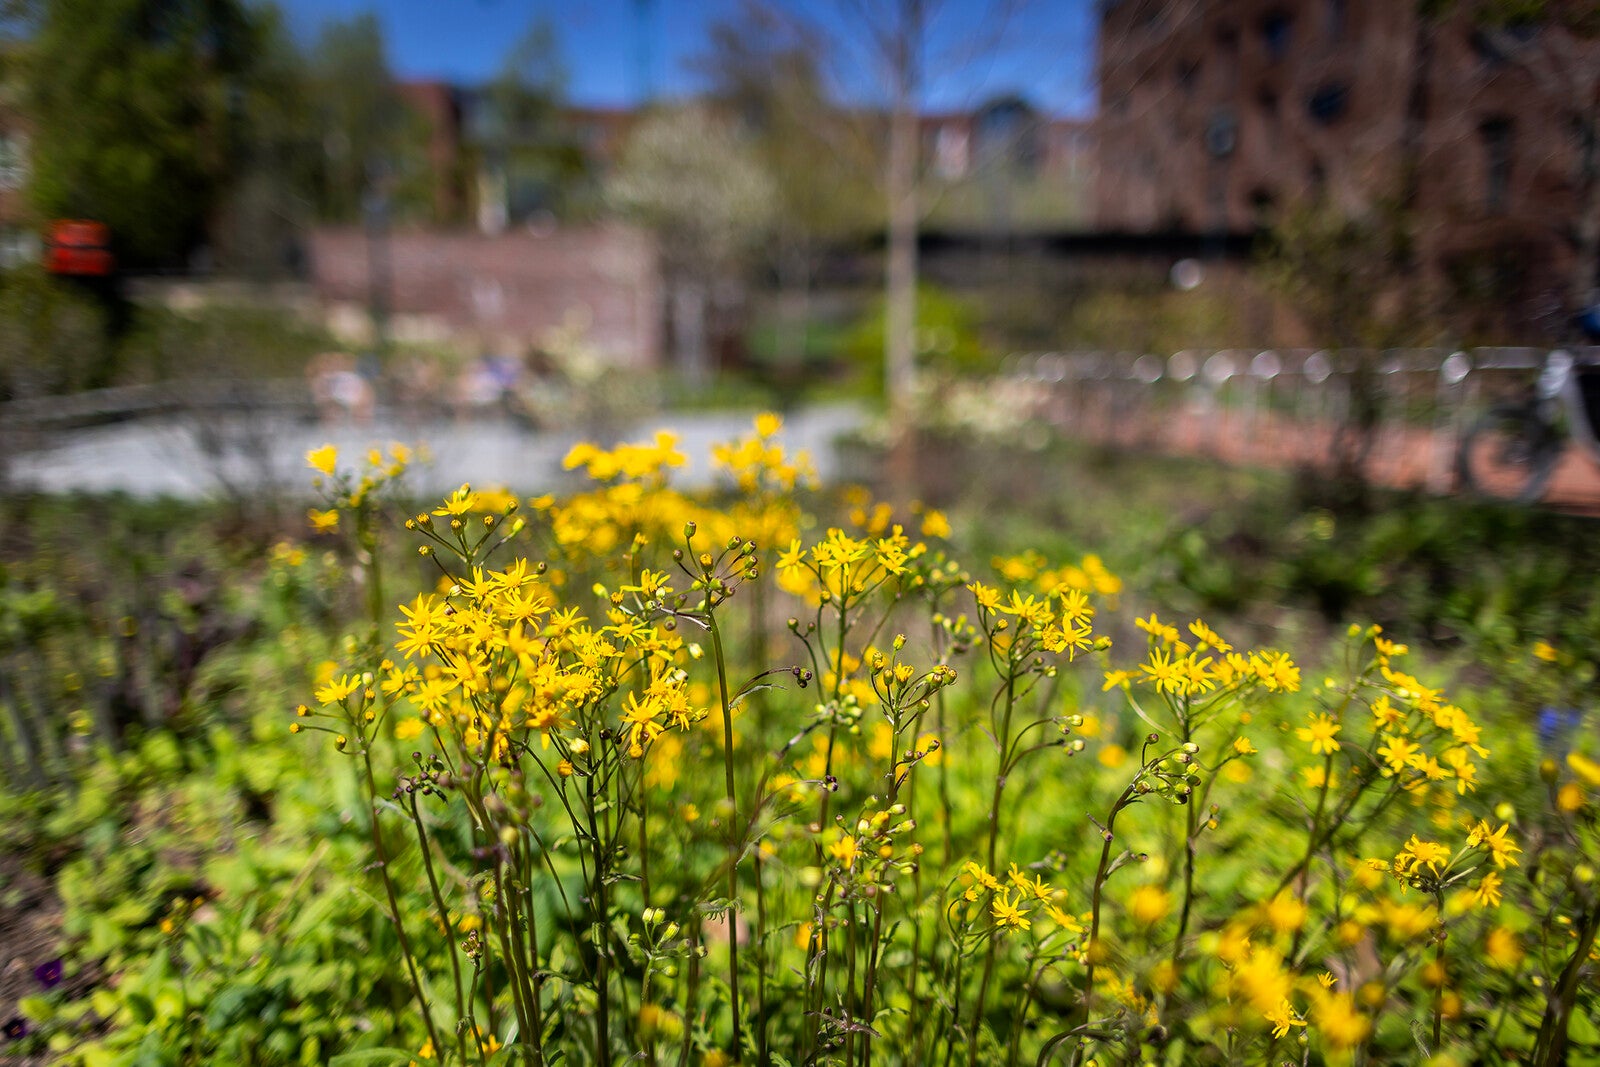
(5, 404), (867, 500)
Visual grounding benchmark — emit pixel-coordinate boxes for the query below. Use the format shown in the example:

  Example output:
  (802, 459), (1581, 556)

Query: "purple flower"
(2, 1017), (27, 1041)
(33, 959), (63, 989)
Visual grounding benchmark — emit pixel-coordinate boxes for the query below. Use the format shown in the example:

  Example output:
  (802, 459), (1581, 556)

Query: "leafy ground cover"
(1, 423), (1596, 1066)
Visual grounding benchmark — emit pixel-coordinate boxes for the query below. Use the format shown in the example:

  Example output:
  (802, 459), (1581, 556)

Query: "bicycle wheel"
(1455, 407), (1563, 504)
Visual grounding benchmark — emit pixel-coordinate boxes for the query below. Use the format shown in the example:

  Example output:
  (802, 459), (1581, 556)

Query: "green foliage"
(2, 444), (1598, 1066)
(23, 0), (268, 266)
(0, 267), (112, 399)
(1256, 198), (1421, 349)
(606, 105), (776, 274)
(843, 283), (990, 394)
(1056, 282), (1251, 353)
(481, 18), (585, 221)
(304, 12), (435, 225)
(115, 302), (336, 385)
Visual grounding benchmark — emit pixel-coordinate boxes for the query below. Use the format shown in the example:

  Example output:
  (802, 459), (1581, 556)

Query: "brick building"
(1094, 0), (1600, 319)
(307, 225), (662, 365)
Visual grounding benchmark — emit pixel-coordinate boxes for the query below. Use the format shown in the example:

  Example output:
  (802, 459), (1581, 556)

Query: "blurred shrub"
(843, 283), (990, 395)
(0, 268), (114, 401)
(116, 303), (334, 385)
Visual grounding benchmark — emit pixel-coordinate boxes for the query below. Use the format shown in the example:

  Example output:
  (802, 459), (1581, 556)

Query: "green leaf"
(1572, 1008), (1600, 1047)
(327, 1051), (418, 1067)
(18, 995), (56, 1023)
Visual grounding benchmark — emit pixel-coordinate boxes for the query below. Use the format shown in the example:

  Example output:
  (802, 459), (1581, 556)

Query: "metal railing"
(998, 347), (1600, 492)
(0, 378), (314, 433)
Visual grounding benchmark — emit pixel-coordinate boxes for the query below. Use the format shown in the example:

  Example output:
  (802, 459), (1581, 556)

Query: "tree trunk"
(884, 0), (922, 506)
(675, 278), (709, 389)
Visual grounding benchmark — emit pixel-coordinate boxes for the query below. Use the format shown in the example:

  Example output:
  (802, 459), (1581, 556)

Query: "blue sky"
(271, 0), (1098, 116)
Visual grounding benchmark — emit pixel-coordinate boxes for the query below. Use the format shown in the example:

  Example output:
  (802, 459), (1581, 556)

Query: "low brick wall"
(309, 225), (662, 367)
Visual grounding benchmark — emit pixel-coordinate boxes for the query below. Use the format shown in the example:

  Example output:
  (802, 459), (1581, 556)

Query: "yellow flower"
(1471, 870), (1504, 908)
(1532, 639), (1559, 662)
(434, 484), (479, 516)
(1139, 647), (1184, 694)
(306, 444), (338, 475)
(308, 507), (339, 532)
(1102, 669), (1135, 691)
(1467, 820), (1522, 869)
(1098, 743), (1128, 768)
(1264, 998), (1305, 1039)
(1128, 884), (1171, 925)
(828, 834), (860, 870)
(1187, 619), (1232, 653)
(1445, 748), (1478, 794)
(1311, 992), (1371, 1049)
(1263, 892), (1306, 933)
(991, 888), (1032, 931)
(395, 718), (425, 741)
(968, 581), (1002, 613)
(1296, 713), (1341, 756)
(753, 411), (782, 438)
(1377, 734), (1420, 774)
(920, 509), (952, 539)
(1485, 926), (1524, 969)
(1135, 613), (1180, 645)
(315, 674), (360, 706)
(1394, 835), (1451, 877)
(963, 861), (1003, 893)
(1569, 752), (1600, 787)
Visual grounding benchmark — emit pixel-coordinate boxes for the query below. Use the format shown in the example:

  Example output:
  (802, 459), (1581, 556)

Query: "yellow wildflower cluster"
(304, 442), (414, 533)
(710, 411), (815, 496)
(778, 524), (927, 605)
(967, 574), (1104, 663)
(563, 431), (685, 484)
(311, 536), (705, 767)
(989, 549), (1122, 599)
(960, 861), (1085, 938)
(1104, 614), (1298, 701)
(1211, 907), (1373, 1050)
(1361, 630), (1487, 795)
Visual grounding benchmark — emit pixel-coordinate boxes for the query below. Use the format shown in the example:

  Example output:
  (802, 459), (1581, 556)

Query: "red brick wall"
(308, 225), (662, 367)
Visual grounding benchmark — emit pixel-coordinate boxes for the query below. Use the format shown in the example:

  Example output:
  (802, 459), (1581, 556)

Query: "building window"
(0, 132), (26, 190)
(1260, 11), (1293, 61)
(1480, 117), (1514, 214)
(0, 227), (38, 268)
(1175, 60), (1201, 96)
(1215, 26), (1240, 92)
(1248, 187), (1277, 227)
(1324, 0), (1347, 42)
(1308, 83), (1349, 125)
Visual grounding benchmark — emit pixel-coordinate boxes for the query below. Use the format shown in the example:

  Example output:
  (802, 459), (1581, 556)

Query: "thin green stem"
(707, 608), (743, 1060)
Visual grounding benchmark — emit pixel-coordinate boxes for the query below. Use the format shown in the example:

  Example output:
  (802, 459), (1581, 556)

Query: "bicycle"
(1455, 347), (1600, 503)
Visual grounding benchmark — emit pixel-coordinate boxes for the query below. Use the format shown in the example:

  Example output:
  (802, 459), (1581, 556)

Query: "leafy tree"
(304, 13), (430, 224)
(210, 3), (322, 275)
(480, 18), (583, 223)
(698, 5), (879, 371)
(1257, 197), (1426, 504)
(23, 0), (264, 267)
(606, 105), (775, 384)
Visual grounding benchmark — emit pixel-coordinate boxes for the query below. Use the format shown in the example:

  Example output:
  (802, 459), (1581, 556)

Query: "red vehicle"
(44, 220), (114, 276)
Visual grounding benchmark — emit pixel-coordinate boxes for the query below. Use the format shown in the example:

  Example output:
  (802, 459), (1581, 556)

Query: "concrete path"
(5, 403), (869, 500)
